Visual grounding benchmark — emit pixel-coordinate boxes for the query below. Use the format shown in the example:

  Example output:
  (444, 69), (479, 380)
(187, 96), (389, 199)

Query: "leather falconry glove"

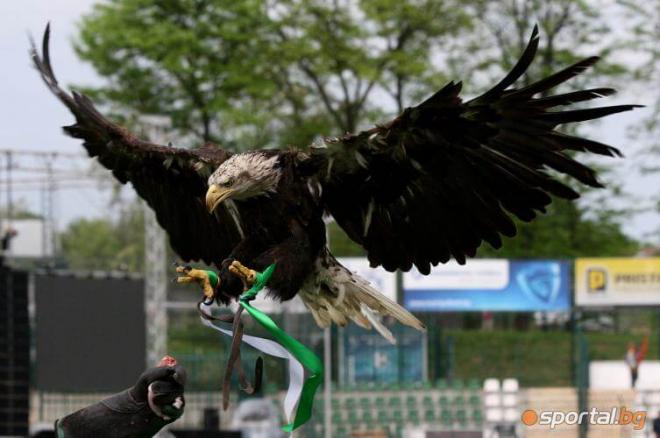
(55, 356), (186, 438)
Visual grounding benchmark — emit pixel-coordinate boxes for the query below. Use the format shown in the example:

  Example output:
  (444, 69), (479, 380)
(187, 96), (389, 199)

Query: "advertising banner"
(339, 257), (397, 302)
(575, 258), (660, 307)
(403, 259), (571, 312)
(341, 321), (425, 385)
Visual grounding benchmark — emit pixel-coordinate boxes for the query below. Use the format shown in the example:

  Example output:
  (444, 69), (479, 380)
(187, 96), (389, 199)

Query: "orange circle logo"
(522, 409), (538, 426)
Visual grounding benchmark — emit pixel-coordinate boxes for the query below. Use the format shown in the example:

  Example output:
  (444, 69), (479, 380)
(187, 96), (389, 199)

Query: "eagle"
(33, 25), (637, 342)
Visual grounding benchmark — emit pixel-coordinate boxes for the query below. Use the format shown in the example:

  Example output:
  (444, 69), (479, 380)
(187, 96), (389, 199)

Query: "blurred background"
(1, 0), (660, 437)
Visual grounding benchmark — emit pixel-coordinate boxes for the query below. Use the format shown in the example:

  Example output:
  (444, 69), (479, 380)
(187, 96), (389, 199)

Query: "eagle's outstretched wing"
(32, 25), (242, 265)
(315, 26), (640, 273)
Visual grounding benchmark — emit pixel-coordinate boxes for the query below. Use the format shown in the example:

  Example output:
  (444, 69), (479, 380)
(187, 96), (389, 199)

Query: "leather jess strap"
(197, 301), (263, 409)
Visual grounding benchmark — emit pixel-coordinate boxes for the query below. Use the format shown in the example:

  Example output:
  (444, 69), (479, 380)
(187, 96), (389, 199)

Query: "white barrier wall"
(590, 361), (660, 390)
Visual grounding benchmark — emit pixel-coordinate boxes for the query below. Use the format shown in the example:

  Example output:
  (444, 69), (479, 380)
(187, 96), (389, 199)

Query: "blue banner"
(341, 322), (425, 385)
(403, 260), (571, 312)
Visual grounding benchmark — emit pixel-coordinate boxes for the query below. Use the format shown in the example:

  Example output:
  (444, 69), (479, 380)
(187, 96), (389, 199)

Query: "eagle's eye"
(225, 177), (235, 186)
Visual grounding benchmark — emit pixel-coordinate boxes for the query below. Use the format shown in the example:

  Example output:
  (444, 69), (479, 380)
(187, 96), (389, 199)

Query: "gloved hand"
(55, 356), (186, 438)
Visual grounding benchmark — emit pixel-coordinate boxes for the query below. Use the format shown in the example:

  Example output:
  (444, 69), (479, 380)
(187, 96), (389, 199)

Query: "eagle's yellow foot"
(174, 265), (215, 300)
(229, 260), (257, 289)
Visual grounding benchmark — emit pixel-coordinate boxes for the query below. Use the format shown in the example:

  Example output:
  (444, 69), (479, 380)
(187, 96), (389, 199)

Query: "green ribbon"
(239, 264), (323, 431)
(204, 270), (219, 289)
(56, 420), (65, 438)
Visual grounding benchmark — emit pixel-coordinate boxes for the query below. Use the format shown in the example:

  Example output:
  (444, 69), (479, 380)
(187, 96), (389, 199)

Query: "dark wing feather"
(314, 27), (640, 271)
(32, 25), (241, 266)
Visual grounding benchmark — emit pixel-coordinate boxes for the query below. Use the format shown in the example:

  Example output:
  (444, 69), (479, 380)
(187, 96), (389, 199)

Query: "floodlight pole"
(5, 151), (12, 227)
(323, 327), (332, 438)
(324, 219), (333, 438)
(141, 116), (170, 367)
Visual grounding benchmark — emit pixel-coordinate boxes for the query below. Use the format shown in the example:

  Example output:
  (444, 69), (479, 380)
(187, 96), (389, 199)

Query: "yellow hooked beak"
(206, 184), (234, 213)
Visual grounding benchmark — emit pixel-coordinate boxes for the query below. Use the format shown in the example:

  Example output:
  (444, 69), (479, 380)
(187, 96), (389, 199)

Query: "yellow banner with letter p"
(575, 258), (660, 306)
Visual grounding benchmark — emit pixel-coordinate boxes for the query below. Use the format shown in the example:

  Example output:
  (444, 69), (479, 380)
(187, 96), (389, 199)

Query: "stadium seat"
(392, 410), (404, 423)
(408, 409), (420, 423)
(472, 409), (484, 425)
(405, 395), (417, 407)
(502, 378), (519, 392)
(345, 397), (357, 409)
(468, 394), (481, 406)
(387, 382), (402, 391)
(440, 409), (452, 426)
(377, 410), (389, 423)
(451, 378), (465, 391)
(438, 394), (450, 407)
(485, 408), (504, 422)
(453, 394), (466, 406)
(405, 381), (422, 390)
(424, 409), (436, 422)
(355, 382), (373, 393)
(388, 396), (402, 408)
(359, 396), (371, 409)
(422, 395), (434, 408)
(467, 378), (481, 390)
(332, 398), (341, 409)
(435, 378), (449, 390)
(363, 410), (374, 424)
(455, 409), (468, 426)
(335, 427), (348, 438)
(484, 393), (501, 407)
(483, 378), (500, 392)
(375, 397), (386, 409)
(373, 381), (387, 391)
(502, 393), (517, 407)
(347, 410), (360, 424)
(332, 411), (343, 423)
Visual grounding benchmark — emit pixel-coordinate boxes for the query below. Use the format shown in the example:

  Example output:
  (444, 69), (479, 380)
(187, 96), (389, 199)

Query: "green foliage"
(466, 0), (629, 88)
(327, 221), (365, 257)
(0, 200), (43, 220)
(478, 198), (638, 259)
(74, 0), (641, 263)
(60, 219), (122, 270)
(619, 1), (660, 241)
(76, 0), (473, 147)
(59, 201), (145, 271)
(448, 329), (658, 386)
(76, 0), (276, 146)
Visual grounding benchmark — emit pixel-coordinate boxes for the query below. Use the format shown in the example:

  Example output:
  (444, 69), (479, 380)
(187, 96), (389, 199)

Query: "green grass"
(168, 309), (659, 389)
(448, 330), (658, 387)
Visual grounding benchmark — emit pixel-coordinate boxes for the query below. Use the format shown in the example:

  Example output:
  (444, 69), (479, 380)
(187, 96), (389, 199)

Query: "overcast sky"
(0, 1), (658, 243)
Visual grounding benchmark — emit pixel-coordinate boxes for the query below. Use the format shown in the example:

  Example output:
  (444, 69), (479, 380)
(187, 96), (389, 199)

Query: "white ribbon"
(199, 303), (304, 423)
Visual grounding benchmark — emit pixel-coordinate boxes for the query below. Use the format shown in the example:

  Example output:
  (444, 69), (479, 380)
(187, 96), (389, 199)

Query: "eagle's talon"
(229, 261), (257, 288)
(174, 266), (216, 300)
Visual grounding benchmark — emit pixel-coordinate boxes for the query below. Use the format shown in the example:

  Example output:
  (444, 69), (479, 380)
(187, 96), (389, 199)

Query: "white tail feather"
(299, 250), (426, 344)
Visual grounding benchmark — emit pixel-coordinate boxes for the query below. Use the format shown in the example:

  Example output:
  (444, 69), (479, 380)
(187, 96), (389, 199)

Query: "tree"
(0, 199), (43, 220)
(620, 0), (660, 242)
(60, 218), (122, 270)
(76, 0), (276, 146)
(458, 0), (639, 259)
(264, 0), (471, 145)
(75, 0), (639, 260)
(76, 0), (472, 148)
(59, 201), (145, 271)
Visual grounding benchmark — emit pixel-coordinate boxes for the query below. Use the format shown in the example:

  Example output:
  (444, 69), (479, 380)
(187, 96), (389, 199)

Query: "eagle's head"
(205, 152), (281, 213)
